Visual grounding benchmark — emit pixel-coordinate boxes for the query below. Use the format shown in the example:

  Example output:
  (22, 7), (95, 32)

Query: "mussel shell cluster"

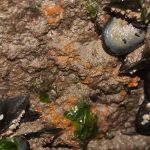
(102, 0), (150, 56)
(0, 95), (62, 149)
(103, 0), (150, 136)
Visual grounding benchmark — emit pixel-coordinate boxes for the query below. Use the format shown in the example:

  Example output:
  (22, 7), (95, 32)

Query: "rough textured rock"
(0, 0), (150, 149)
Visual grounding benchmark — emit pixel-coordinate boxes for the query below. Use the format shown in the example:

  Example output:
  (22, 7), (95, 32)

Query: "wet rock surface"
(0, 0), (150, 149)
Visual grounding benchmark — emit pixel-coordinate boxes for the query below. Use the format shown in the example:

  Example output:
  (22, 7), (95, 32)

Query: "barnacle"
(104, 130), (115, 140)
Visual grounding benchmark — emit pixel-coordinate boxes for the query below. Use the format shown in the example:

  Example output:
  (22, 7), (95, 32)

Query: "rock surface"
(0, 0), (150, 149)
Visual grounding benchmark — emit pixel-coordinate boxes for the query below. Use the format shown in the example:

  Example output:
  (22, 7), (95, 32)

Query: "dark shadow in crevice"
(43, 143), (73, 149)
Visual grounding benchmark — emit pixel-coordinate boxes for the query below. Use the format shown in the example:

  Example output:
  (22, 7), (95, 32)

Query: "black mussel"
(106, 0), (141, 11)
(119, 58), (148, 74)
(106, 0), (150, 24)
(0, 95), (29, 134)
(120, 40), (150, 74)
(135, 99), (150, 135)
(21, 109), (41, 123)
(14, 136), (30, 150)
(144, 71), (150, 101)
(102, 17), (146, 56)
(0, 136), (30, 150)
(135, 71), (150, 135)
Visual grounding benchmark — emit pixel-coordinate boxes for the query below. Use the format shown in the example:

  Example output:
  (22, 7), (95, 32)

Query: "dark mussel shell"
(102, 17), (146, 56)
(107, 0), (141, 11)
(135, 71), (150, 135)
(14, 136), (30, 150)
(120, 42), (150, 74)
(119, 57), (149, 74)
(144, 71), (150, 101)
(135, 99), (150, 135)
(21, 109), (41, 123)
(22, 126), (62, 140)
(0, 95), (29, 134)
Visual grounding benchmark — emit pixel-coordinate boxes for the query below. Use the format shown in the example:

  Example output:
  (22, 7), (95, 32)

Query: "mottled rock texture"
(0, 0), (150, 149)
